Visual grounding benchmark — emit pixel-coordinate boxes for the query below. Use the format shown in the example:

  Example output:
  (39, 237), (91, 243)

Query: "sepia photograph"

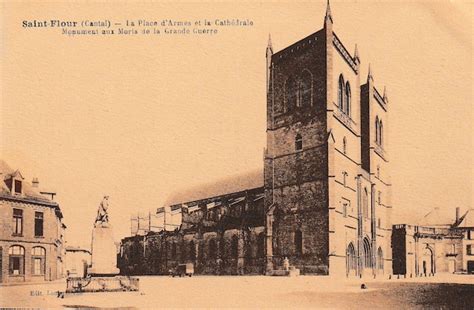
(0, 0), (472, 308)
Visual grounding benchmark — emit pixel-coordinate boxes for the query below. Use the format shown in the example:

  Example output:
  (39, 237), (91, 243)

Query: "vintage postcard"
(0, 0), (472, 308)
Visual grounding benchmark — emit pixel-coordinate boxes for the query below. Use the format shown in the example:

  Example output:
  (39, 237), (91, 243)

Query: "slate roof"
(456, 208), (474, 228)
(164, 168), (264, 207)
(417, 207), (454, 227)
(0, 159), (58, 207)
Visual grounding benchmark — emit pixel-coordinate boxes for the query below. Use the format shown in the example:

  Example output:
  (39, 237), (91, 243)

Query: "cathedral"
(119, 3), (393, 277)
(263, 2), (391, 277)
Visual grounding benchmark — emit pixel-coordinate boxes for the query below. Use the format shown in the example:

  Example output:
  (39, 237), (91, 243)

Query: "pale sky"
(1, 1), (472, 249)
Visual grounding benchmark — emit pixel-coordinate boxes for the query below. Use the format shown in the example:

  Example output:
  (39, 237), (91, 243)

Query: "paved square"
(1, 274), (473, 308)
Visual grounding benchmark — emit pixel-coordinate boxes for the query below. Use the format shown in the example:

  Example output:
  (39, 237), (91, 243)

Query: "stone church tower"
(264, 2), (392, 277)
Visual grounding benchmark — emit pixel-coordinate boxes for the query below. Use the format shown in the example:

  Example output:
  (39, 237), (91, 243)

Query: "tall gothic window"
(231, 235), (239, 258)
(294, 230), (303, 255)
(189, 241), (196, 261)
(379, 121), (383, 146)
(209, 239), (217, 259)
(285, 76), (297, 112)
(299, 70), (312, 107)
(345, 82), (351, 116)
(180, 242), (187, 262)
(375, 116), (379, 144)
(363, 188), (369, 218)
(171, 242), (177, 258)
(338, 75), (345, 110)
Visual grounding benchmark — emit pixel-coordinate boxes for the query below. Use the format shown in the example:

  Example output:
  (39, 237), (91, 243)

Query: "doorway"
(421, 246), (434, 276)
(468, 261), (474, 274)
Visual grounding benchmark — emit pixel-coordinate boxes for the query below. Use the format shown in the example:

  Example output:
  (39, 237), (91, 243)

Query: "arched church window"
(295, 134), (303, 151)
(231, 235), (239, 258)
(171, 242), (177, 258)
(379, 121), (383, 146)
(299, 70), (312, 107)
(294, 230), (303, 255)
(346, 243), (356, 275)
(375, 116), (379, 144)
(208, 239), (217, 259)
(345, 82), (351, 116)
(363, 188), (369, 218)
(189, 241), (196, 261)
(338, 75), (345, 110)
(285, 76), (297, 111)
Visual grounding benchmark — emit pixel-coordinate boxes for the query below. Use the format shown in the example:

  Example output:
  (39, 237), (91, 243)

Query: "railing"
(66, 276), (139, 293)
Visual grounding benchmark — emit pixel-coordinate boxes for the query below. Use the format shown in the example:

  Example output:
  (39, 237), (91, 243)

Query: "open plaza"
(1, 274), (473, 309)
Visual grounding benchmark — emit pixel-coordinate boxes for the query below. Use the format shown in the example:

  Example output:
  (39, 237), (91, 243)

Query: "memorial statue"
(95, 195), (110, 225)
(90, 195), (119, 276)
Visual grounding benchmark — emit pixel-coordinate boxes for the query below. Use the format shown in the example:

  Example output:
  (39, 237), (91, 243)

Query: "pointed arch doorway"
(346, 243), (356, 277)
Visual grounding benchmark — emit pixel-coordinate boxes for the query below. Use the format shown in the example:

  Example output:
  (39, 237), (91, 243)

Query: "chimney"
(32, 177), (39, 188)
(456, 207), (460, 223)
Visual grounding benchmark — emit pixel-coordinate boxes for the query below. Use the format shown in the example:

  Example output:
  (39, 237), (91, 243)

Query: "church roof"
(456, 208), (474, 228)
(164, 168), (263, 207)
(417, 207), (453, 227)
(0, 159), (58, 206)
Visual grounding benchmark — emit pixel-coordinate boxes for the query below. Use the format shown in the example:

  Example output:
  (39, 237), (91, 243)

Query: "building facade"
(119, 3), (393, 278)
(0, 160), (66, 283)
(393, 208), (474, 276)
(264, 4), (392, 276)
(118, 175), (265, 275)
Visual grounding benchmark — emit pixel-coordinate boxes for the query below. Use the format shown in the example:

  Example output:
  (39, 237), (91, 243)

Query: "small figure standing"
(95, 196), (110, 225)
(283, 257), (290, 271)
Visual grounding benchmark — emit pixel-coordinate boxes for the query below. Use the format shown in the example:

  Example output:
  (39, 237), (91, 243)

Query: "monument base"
(66, 276), (139, 293)
(90, 223), (119, 276)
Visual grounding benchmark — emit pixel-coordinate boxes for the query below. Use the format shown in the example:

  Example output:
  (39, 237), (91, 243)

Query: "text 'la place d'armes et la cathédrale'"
(22, 19), (254, 36)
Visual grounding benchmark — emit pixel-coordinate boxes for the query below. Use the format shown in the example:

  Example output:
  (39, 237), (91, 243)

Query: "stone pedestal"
(89, 223), (119, 276)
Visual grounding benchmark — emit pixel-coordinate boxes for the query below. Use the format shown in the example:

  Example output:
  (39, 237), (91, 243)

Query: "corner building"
(0, 160), (66, 283)
(264, 4), (392, 276)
